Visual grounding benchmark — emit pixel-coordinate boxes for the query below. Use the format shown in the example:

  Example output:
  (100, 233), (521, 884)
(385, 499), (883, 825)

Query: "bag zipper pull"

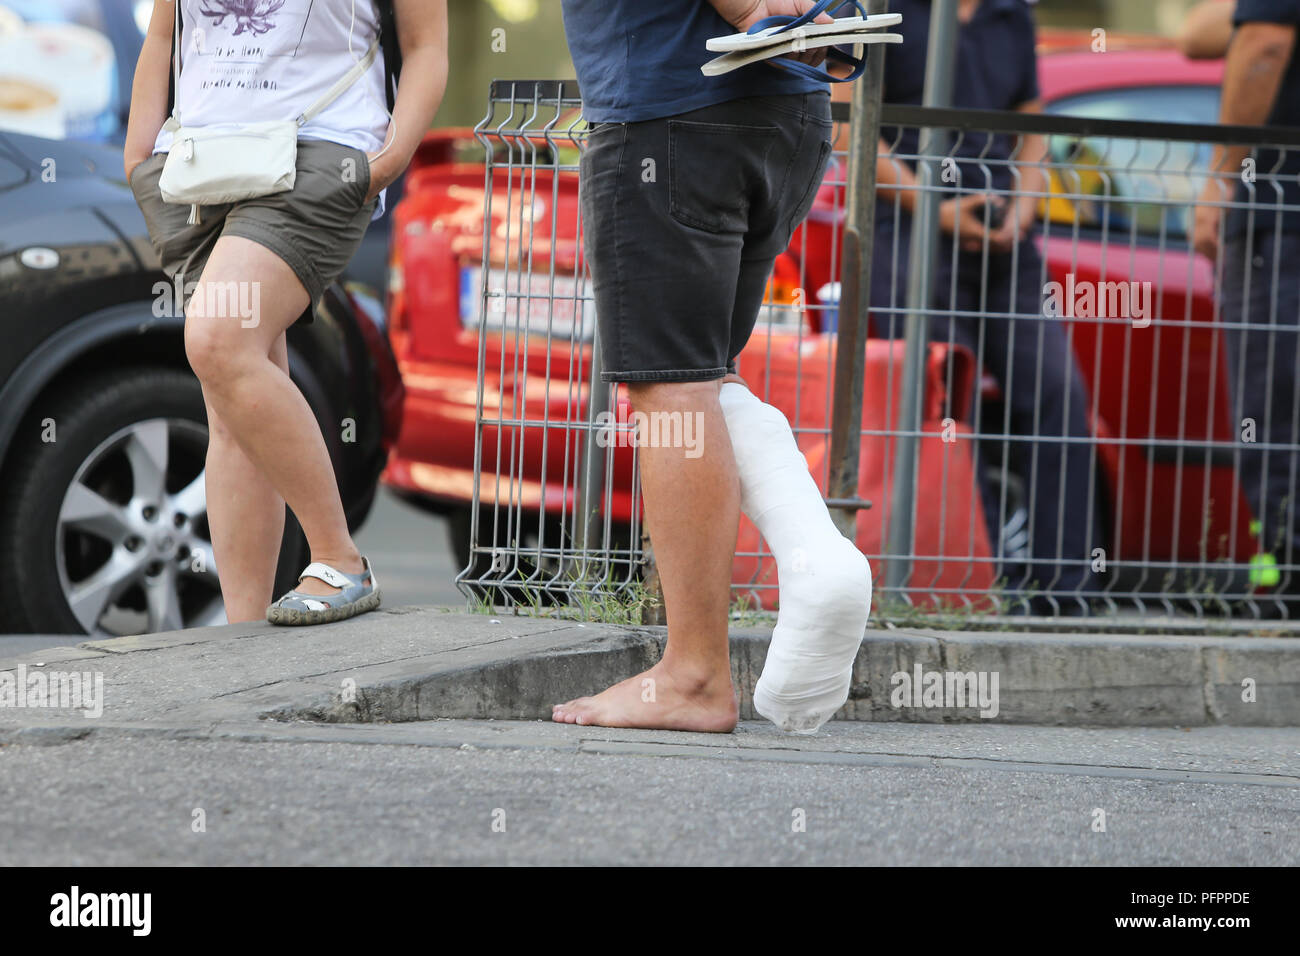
(188, 203), (201, 225)
(181, 138), (194, 162)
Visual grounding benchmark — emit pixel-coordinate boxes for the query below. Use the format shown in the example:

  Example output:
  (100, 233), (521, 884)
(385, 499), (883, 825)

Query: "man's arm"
(988, 99), (1049, 252)
(1193, 19), (1296, 260)
(875, 139), (993, 251)
(1177, 0), (1237, 60)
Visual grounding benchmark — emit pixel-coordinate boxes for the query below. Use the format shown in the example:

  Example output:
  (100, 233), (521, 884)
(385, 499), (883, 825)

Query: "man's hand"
(988, 195), (1038, 254)
(716, 0), (835, 32)
(709, 0), (836, 68)
(939, 195), (993, 253)
(1193, 177), (1228, 262)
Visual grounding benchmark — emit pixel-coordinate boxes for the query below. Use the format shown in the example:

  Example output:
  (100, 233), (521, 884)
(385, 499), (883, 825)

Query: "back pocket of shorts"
(668, 120), (778, 234)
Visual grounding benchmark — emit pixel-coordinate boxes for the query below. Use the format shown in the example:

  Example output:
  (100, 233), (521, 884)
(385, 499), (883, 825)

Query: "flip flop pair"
(703, 0), (903, 82)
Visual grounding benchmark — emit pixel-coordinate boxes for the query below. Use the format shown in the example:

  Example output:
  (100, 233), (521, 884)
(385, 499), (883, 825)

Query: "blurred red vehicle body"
(382, 39), (1252, 605)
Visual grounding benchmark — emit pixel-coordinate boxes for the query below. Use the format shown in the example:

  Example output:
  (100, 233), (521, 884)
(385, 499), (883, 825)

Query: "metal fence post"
(829, 0), (889, 539)
(575, 331), (610, 571)
(884, 0), (959, 594)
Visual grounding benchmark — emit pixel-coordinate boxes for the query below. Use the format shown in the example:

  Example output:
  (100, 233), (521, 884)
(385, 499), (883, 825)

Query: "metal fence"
(457, 77), (1300, 629)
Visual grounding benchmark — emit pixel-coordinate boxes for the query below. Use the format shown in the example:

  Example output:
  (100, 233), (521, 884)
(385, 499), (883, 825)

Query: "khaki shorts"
(128, 138), (377, 322)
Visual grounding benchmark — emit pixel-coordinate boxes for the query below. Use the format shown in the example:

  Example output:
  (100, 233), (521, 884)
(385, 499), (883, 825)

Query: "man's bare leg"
(552, 380), (740, 731)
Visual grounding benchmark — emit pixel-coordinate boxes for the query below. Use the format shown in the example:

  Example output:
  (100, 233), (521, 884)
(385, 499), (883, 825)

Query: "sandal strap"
(299, 561), (359, 589)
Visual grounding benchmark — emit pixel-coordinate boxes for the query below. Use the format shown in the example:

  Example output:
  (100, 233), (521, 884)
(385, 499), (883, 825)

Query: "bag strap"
(297, 37), (380, 126)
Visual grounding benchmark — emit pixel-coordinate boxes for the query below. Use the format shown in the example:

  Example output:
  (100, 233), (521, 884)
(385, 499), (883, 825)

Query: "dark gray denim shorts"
(128, 139), (376, 320)
(579, 91), (833, 383)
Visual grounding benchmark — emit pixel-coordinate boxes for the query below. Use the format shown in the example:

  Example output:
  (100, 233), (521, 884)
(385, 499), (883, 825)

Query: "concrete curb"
(1, 608), (1296, 728)
(269, 621), (1300, 727)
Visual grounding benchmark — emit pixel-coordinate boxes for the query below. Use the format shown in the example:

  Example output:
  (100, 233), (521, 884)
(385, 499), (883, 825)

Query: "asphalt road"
(1, 723), (1295, 865)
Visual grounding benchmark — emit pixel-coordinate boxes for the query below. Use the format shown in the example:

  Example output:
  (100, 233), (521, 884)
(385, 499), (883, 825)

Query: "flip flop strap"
(747, 0), (871, 83)
(748, 0), (865, 35)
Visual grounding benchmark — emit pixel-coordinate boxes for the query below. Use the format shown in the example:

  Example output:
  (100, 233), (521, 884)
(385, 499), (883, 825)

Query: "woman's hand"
(363, 148), (403, 202)
(124, 150), (149, 182)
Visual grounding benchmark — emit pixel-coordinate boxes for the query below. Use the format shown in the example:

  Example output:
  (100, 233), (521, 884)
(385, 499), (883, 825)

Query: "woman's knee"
(184, 313), (256, 386)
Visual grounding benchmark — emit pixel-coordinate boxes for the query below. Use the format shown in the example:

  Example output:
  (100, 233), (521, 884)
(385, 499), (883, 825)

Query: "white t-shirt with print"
(152, 0), (390, 210)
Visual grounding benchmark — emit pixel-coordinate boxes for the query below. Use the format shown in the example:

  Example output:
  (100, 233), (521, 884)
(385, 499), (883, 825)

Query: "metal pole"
(828, 0), (889, 538)
(885, 0), (959, 593)
(576, 337), (610, 571)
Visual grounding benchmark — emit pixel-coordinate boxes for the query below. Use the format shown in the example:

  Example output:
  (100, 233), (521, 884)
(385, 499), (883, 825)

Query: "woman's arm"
(123, 0), (176, 180)
(365, 0), (449, 201)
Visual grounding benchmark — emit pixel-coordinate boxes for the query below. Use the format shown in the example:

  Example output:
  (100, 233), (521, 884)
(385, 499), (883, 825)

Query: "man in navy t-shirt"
(871, 0), (1101, 615)
(552, 1), (874, 733)
(1194, 0), (1300, 616)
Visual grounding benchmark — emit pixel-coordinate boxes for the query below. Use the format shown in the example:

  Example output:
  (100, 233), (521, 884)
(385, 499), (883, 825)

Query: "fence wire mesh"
(457, 78), (1300, 629)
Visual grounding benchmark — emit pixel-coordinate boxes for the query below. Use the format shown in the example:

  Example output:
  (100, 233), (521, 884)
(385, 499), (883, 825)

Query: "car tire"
(0, 367), (307, 636)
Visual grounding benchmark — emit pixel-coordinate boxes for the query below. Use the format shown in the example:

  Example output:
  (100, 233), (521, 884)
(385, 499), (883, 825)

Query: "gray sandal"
(266, 557), (381, 625)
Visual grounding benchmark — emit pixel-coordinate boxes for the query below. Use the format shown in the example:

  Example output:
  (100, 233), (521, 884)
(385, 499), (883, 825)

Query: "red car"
(382, 38), (1251, 608)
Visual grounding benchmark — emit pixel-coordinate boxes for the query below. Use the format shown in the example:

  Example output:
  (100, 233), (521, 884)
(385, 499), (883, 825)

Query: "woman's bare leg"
(202, 335), (289, 622)
(185, 236), (362, 602)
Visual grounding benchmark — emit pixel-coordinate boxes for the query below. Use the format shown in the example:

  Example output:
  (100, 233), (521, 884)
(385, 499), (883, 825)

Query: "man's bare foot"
(551, 661), (738, 732)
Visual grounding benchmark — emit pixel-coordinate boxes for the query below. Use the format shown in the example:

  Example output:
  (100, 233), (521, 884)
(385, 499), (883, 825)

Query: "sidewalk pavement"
(1, 607), (1296, 864)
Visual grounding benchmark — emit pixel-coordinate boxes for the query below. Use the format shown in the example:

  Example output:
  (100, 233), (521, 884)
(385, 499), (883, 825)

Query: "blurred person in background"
(1178, 0), (1237, 59)
(1193, 0), (1300, 616)
(870, 0), (1101, 615)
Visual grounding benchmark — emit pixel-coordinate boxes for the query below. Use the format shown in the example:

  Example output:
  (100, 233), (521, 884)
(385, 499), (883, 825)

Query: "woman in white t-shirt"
(123, 1), (448, 625)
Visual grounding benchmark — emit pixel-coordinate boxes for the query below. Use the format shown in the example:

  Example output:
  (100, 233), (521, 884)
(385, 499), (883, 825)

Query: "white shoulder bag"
(158, 2), (379, 224)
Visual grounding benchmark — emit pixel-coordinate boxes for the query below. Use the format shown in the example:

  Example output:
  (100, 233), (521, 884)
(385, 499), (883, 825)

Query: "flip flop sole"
(706, 13), (902, 52)
(266, 588), (383, 626)
(702, 32), (903, 77)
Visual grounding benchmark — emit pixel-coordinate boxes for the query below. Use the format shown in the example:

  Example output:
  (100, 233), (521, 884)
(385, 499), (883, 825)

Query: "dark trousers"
(870, 222), (1102, 602)
(1222, 231), (1300, 588)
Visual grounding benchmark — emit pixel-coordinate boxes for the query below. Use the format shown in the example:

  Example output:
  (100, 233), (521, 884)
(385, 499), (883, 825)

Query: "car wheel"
(0, 367), (304, 636)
